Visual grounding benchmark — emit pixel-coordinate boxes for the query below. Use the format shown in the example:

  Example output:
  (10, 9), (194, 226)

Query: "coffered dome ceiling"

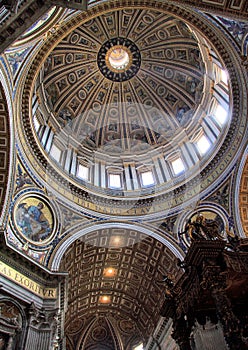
(18, 0), (245, 217)
(40, 9), (206, 153)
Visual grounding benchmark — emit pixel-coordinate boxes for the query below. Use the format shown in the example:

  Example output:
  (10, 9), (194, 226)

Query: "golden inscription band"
(0, 261), (57, 299)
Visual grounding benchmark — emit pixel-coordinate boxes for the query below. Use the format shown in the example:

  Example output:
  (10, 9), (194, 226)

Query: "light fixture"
(109, 235), (125, 247)
(103, 267), (117, 277)
(99, 295), (111, 304)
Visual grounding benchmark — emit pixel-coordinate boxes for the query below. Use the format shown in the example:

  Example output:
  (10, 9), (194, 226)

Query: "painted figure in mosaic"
(16, 164), (33, 189)
(27, 202), (51, 240)
(16, 201), (51, 241)
(16, 203), (32, 236)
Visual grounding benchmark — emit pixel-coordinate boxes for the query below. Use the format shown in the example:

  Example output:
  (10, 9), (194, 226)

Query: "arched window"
(171, 157), (185, 175)
(50, 143), (62, 163)
(33, 114), (40, 132)
(196, 134), (211, 156)
(76, 163), (89, 181)
(166, 152), (186, 177)
(221, 69), (228, 85)
(140, 170), (155, 187)
(106, 167), (123, 189)
(214, 104), (228, 126)
(109, 173), (121, 188)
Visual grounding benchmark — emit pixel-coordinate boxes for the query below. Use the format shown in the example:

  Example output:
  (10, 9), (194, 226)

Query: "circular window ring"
(97, 37), (141, 82)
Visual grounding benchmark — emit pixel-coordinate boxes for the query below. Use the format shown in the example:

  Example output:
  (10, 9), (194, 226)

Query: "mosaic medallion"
(12, 193), (56, 245)
(97, 37), (141, 81)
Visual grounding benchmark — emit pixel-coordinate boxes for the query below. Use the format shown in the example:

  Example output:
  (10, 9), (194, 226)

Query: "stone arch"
(238, 153), (248, 237)
(50, 221), (184, 271)
(0, 81), (11, 226)
(56, 221), (184, 349)
(0, 297), (27, 350)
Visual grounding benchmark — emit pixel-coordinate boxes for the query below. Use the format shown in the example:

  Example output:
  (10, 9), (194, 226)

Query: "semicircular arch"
(0, 78), (12, 227)
(50, 221), (184, 271)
